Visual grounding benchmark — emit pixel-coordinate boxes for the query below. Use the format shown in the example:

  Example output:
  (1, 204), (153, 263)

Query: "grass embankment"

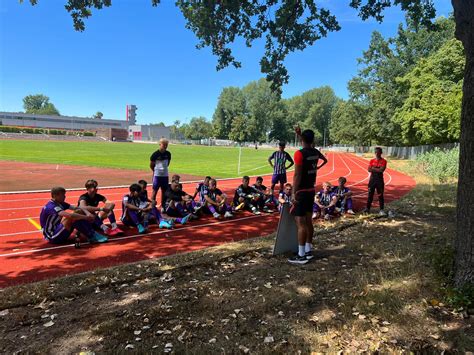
(0, 140), (277, 178)
(0, 159), (472, 353)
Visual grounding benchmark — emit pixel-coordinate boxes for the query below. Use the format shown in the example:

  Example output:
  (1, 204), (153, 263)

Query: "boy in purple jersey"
(268, 141), (294, 193)
(233, 176), (262, 215)
(278, 183), (293, 212)
(313, 182), (338, 220)
(78, 179), (122, 236)
(40, 186), (108, 244)
(192, 176), (211, 204)
(332, 177), (355, 215)
(203, 179), (233, 219)
(150, 138), (171, 207)
(121, 183), (148, 234)
(137, 180), (174, 229)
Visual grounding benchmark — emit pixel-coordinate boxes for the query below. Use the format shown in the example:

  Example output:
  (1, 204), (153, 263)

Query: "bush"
(415, 147), (459, 182)
(83, 132), (95, 136)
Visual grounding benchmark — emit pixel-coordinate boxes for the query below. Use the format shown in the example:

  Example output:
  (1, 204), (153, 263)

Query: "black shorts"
(291, 191), (315, 217)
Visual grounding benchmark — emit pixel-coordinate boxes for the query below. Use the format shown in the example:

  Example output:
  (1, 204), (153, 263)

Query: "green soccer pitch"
(0, 140), (286, 178)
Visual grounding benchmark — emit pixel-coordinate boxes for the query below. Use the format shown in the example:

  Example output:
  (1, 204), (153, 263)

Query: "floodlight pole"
(237, 143), (242, 176)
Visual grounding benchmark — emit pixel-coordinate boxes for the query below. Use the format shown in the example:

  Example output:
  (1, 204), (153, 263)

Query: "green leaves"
(23, 94), (60, 115)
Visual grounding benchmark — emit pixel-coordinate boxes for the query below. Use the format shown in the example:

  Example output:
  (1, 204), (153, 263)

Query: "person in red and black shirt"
(364, 147), (387, 216)
(289, 128), (328, 265)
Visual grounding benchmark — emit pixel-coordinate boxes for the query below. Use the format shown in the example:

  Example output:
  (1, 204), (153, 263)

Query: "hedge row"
(0, 126), (95, 137)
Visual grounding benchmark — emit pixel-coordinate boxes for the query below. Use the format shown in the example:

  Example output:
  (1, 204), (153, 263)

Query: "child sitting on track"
(137, 180), (174, 229)
(163, 180), (194, 223)
(121, 183), (148, 234)
(192, 176), (211, 207)
(203, 179), (233, 219)
(332, 177), (355, 215)
(40, 186), (108, 244)
(278, 183), (293, 212)
(78, 179), (122, 236)
(313, 182), (338, 220)
(252, 176), (277, 212)
(233, 176), (262, 215)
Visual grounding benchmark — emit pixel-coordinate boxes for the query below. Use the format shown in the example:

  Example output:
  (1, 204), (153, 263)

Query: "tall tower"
(126, 104), (137, 125)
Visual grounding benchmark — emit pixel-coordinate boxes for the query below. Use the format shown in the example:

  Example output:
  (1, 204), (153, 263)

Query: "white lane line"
(0, 214), (274, 257)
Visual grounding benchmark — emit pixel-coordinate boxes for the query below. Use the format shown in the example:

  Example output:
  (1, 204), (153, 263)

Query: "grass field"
(0, 140), (282, 178)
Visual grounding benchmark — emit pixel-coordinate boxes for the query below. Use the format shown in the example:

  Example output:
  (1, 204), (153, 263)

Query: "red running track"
(0, 153), (416, 288)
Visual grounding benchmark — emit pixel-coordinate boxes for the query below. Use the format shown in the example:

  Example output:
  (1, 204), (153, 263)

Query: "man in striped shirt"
(268, 141), (294, 193)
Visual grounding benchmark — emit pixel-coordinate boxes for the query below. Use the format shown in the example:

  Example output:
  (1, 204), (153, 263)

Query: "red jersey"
(368, 158), (387, 182)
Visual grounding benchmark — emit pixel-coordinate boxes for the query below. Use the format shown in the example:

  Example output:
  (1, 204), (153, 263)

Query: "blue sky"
(0, 1), (453, 125)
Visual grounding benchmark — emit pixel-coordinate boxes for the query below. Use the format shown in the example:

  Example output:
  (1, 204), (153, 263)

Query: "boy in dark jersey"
(163, 180), (193, 224)
(364, 147), (387, 216)
(268, 141), (294, 193)
(137, 180), (173, 229)
(40, 186), (108, 244)
(150, 138), (171, 207)
(313, 182), (338, 220)
(203, 179), (233, 219)
(233, 176), (262, 215)
(253, 176), (277, 212)
(121, 183), (148, 234)
(78, 179), (122, 236)
(289, 128), (328, 265)
(333, 177), (355, 215)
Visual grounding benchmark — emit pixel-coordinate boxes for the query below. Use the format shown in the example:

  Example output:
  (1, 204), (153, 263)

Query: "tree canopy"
(22, 94), (60, 116)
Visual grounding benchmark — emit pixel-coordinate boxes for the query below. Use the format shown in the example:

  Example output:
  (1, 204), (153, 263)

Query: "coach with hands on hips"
(289, 126), (327, 265)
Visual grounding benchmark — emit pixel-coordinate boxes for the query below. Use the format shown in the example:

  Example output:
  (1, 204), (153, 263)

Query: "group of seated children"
(274, 177), (355, 221)
(40, 175), (357, 245)
(312, 177), (355, 220)
(40, 175), (281, 244)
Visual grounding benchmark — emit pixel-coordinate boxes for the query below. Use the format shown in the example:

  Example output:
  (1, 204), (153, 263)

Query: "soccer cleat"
(263, 206), (273, 213)
(312, 212), (318, 219)
(180, 214), (192, 225)
(305, 251), (314, 260)
(347, 209), (355, 215)
(89, 231), (108, 243)
(335, 207), (341, 213)
(159, 220), (173, 229)
(235, 202), (245, 211)
(106, 227), (121, 236)
(224, 211), (233, 218)
(288, 255), (309, 265)
(137, 224), (147, 234)
(324, 214), (330, 221)
(213, 212), (221, 219)
(378, 210), (387, 217)
(189, 213), (199, 220)
(252, 209), (261, 215)
(193, 204), (203, 213)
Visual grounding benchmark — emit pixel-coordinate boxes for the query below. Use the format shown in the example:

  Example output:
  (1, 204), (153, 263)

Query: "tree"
(212, 86), (246, 139)
(23, 94), (60, 115)
(393, 38), (463, 144)
(93, 111), (103, 119)
(183, 117), (213, 140)
(22, 0), (473, 286)
(330, 101), (372, 146)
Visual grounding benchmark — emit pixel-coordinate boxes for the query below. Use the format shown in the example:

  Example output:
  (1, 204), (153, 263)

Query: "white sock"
(100, 224), (109, 232)
(111, 222), (118, 229)
(298, 245), (305, 257)
(305, 243), (312, 253)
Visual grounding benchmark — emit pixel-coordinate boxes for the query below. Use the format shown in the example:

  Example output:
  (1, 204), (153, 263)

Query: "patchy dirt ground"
(0, 162), (472, 353)
(0, 161), (202, 192)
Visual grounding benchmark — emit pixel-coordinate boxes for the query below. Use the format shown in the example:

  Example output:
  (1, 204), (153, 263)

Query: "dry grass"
(0, 159), (472, 353)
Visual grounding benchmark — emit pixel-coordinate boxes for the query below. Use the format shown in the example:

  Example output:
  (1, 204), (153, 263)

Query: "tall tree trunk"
(452, 0), (474, 287)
